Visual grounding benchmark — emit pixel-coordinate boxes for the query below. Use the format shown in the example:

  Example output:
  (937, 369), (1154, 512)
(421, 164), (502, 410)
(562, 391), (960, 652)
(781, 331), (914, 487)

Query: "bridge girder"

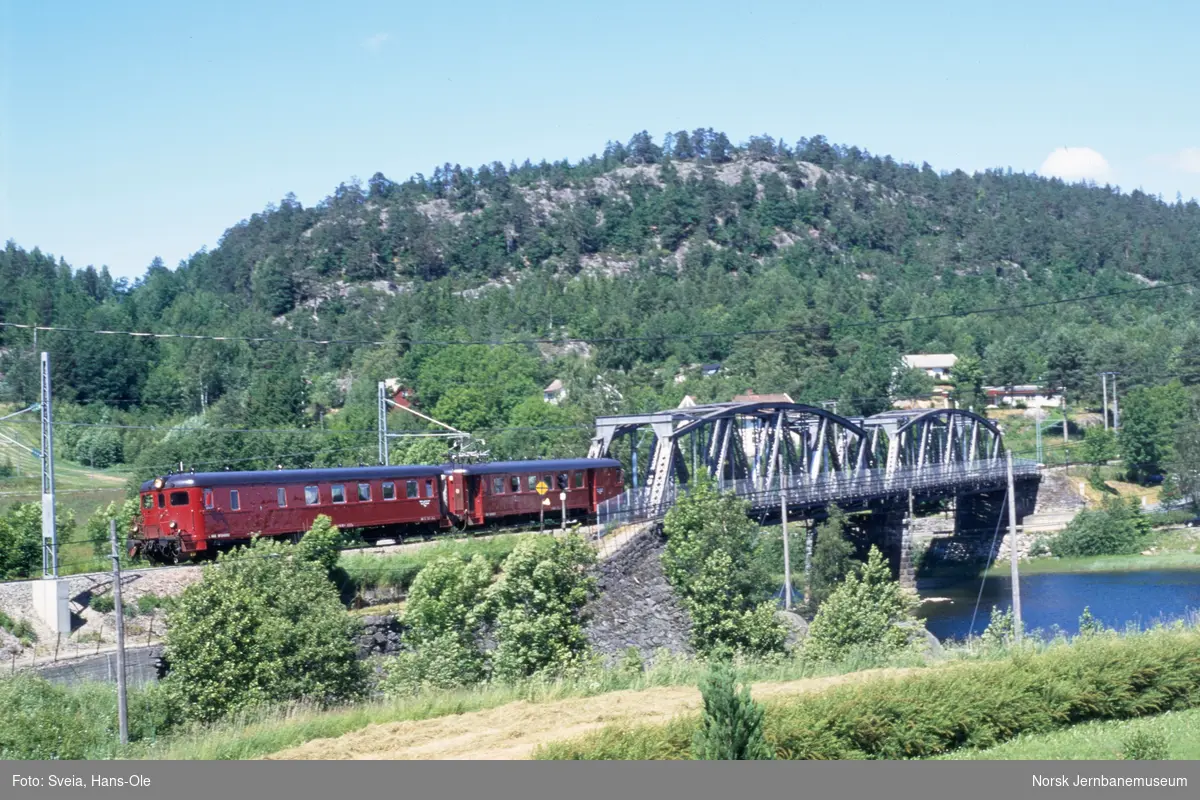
(591, 401), (880, 506)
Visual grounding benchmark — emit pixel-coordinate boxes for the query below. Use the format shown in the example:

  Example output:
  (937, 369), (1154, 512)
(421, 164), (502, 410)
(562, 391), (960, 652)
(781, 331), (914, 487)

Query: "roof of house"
(543, 379), (564, 393)
(678, 395), (697, 408)
(701, 363), (721, 371)
(732, 390), (795, 405)
(902, 354), (959, 370)
(985, 385), (1056, 395)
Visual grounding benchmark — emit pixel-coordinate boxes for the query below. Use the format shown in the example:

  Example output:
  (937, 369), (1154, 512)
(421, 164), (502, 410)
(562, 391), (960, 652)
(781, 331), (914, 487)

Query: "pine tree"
(691, 659), (773, 760)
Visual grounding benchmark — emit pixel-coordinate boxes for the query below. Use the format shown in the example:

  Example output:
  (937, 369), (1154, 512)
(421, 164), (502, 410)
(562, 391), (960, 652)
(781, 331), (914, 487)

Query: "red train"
(132, 458), (624, 564)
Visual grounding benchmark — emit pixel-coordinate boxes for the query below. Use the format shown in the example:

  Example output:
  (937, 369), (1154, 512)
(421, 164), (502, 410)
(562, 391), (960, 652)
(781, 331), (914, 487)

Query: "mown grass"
(0, 646), (926, 760)
(987, 551), (1200, 576)
(935, 707), (1200, 760)
(338, 534), (526, 593)
(535, 625), (1200, 760)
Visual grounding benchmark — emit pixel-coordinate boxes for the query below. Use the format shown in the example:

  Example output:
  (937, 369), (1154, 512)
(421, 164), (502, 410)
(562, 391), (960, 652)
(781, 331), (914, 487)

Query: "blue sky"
(3, 1), (1199, 280)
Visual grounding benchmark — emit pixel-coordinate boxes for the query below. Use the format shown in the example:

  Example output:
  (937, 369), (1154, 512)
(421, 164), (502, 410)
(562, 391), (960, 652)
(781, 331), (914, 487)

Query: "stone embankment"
(585, 523), (692, 662)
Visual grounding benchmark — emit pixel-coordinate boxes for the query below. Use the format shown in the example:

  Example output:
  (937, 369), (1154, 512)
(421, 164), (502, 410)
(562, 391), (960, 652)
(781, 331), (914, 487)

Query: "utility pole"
(1035, 411), (1043, 464)
(377, 382), (389, 466)
(109, 519), (129, 747)
(779, 445), (791, 610)
(1111, 373), (1120, 432)
(40, 352), (57, 578)
(1005, 452), (1023, 644)
(1101, 373), (1110, 431)
(1061, 389), (1069, 445)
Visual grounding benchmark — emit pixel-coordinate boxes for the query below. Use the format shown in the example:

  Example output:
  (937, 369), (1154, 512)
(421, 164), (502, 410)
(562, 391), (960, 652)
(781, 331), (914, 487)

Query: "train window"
(492, 477), (505, 495)
(528, 475), (537, 491)
(543, 475), (552, 490)
(382, 482), (395, 500)
(406, 480), (418, 499)
(511, 476), (521, 493)
(573, 471), (584, 488)
(157, 493), (165, 508)
(305, 486), (320, 505)
(230, 490), (240, 511)
(358, 483), (371, 502)
(142, 495), (154, 510)
(204, 489), (214, 509)
(170, 491), (189, 506)
(425, 479), (435, 498)
(331, 485), (346, 504)
(277, 488), (287, 507)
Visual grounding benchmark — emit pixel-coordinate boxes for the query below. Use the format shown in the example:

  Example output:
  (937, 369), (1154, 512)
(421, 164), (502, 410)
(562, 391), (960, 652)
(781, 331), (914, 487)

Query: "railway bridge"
(587, 400), (1041, 586)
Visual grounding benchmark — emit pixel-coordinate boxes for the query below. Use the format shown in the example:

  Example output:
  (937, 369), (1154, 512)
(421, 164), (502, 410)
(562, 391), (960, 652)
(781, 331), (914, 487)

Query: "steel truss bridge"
(588, 400), (1040, 531)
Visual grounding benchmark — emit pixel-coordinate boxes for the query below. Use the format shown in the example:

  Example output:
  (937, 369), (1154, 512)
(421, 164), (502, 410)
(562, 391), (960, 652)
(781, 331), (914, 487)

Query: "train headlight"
(153, 477), (165, 490)
(169, 521), (178, 529)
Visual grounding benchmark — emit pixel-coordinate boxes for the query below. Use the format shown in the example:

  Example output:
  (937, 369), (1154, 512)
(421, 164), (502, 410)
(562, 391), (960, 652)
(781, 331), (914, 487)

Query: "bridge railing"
(595, 458), (1039, 537)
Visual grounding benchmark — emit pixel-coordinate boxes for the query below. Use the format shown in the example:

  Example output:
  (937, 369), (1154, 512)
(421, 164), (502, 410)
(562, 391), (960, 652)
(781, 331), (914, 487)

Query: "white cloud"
(362, 32), (390, 52)
(1039, 147), (1112, 183)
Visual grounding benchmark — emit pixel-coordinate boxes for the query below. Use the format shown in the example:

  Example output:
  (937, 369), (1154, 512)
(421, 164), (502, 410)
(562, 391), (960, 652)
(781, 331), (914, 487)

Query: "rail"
(595, 458), (1040, 536)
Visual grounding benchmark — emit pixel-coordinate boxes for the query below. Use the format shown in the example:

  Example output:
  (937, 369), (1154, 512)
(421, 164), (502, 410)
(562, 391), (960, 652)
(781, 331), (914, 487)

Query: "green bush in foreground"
(0, 675), (175, 759)
(803, 546), (918, 663)
(691, 658), (772, 760)
(536, 626), (1200, 760)
(162, 536), (367, 722)
(1121, 727), (1170, 760)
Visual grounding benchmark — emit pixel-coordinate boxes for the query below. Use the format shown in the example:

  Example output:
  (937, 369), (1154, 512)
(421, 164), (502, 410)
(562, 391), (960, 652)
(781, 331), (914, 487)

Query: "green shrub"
(1077, 607), (1104, 637)
(395, 554), (493, 690)
(295, 515), (343, 575)
(162, 536), (367, 722)
(803, 546), (918, 663)
(662, 481), (785, 656)
(980, 606), (1015, 650)
(90, 593), (115, 613)
(0, 609), (36, 645)
(136, 593), (173, 614)
(538, 627), (1200, 760)
(488, 534), (597, 682)
(1121, 726), (1170, 760)
(691, 659), (772, 760)
(0, 675), (177, 758)
(808, 505), (858, 611)
(1051, 496), (1152, 558)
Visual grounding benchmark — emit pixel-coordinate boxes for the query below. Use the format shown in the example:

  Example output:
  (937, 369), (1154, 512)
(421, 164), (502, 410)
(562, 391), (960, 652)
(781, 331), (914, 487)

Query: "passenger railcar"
(134, 465), (446, 563)
(444, 458), (623, 528)
(133, 458), (625, 563)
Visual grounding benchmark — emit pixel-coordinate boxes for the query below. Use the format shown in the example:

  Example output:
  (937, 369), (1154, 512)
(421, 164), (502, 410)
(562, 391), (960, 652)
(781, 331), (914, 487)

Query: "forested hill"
(3, 129), (1200, 478)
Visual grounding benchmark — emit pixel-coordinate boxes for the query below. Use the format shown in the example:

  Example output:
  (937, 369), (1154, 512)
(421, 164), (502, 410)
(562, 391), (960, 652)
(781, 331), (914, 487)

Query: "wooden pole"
(779, 445), (791, 610)
(110, 519), (128, 746)
(1006, 452), (1023, 644)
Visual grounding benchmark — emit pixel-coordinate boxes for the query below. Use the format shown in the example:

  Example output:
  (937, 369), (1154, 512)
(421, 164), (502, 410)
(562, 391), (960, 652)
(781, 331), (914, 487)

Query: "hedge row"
(536, 627), (1200, 760)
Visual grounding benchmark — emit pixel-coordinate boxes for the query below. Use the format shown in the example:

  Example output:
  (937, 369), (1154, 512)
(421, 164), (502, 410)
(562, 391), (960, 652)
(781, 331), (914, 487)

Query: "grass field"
(938, 708), (1200, 760)
(985, 526), (1200, 576)
(1, 405), (132, 574)
(127, 650), (926, 760)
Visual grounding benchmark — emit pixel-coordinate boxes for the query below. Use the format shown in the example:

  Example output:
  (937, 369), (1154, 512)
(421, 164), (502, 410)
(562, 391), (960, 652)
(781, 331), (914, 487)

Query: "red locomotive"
(132, 458), (623, 564)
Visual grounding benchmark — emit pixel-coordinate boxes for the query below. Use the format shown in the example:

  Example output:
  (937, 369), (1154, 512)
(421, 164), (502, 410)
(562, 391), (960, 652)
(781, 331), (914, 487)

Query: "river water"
(917, 569), (1200, 641)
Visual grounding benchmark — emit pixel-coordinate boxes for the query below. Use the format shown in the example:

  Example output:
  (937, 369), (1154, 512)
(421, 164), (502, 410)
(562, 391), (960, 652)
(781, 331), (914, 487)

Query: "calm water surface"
(918, 569), (1200, 641)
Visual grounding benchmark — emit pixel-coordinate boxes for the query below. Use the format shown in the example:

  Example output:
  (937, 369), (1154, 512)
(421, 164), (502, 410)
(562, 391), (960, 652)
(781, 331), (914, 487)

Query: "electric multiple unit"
(132, 458), (623, 563)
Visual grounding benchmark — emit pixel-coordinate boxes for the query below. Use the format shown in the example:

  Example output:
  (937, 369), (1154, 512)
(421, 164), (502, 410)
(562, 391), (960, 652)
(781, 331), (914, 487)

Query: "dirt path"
(267, 667), (918, 761)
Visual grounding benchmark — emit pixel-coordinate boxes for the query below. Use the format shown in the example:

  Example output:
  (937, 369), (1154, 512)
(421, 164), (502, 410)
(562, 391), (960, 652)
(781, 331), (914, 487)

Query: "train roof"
(448, 458), (621, 475)
(141, 465), (441, 491)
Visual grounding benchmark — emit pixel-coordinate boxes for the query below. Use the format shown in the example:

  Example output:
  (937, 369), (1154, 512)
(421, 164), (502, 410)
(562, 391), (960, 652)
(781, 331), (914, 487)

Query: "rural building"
(985, 385), (1062, 409)
(543, 379), (567, 404)
(383, 379), (416, 408)
(902, 354), (958, 381)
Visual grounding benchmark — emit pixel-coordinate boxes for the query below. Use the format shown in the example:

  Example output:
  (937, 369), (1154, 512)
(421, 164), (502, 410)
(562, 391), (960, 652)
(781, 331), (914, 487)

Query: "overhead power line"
(1, 278), (1197, 348)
